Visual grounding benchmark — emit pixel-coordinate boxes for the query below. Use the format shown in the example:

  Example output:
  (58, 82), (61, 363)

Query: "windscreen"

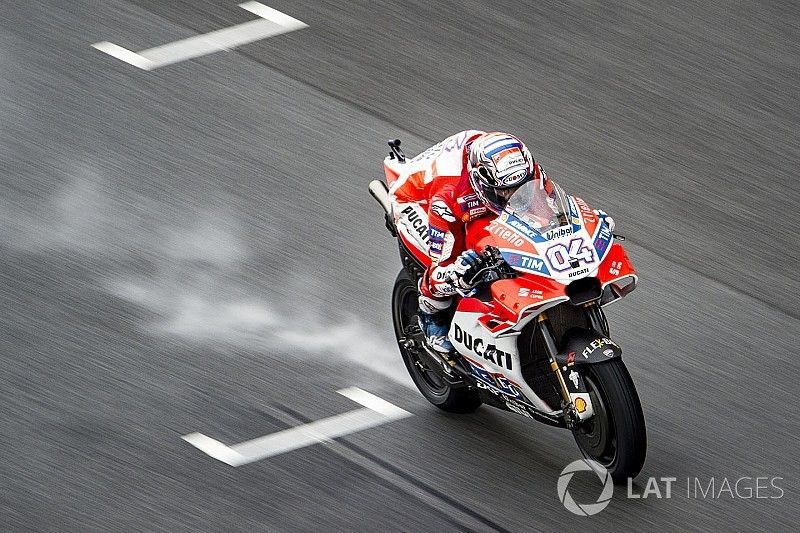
(505, 179), (570, 236)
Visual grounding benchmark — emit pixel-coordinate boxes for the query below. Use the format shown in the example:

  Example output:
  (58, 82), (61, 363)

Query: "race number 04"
(546, 238), (593, 272)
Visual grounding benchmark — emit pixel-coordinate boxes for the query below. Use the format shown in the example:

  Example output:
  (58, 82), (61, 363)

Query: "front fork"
(536, 305), (603, 427)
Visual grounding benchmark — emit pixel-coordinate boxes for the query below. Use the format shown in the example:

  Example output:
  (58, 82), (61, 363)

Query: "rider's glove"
(447, 249), (486, 291)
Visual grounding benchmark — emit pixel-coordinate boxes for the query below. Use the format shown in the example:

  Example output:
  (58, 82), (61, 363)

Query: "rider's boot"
(417, 310), (457, 364)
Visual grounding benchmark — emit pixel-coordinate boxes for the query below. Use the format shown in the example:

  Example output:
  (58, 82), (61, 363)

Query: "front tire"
(392, 269), (481, 413)
(572, 359), (647, 482)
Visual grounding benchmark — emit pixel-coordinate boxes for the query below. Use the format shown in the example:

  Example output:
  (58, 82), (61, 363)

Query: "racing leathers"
(389, 130), (492, 351)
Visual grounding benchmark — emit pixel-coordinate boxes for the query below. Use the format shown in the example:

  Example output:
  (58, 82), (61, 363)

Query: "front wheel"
(391, 269), (481, 413)
(572, 359), (647, 482)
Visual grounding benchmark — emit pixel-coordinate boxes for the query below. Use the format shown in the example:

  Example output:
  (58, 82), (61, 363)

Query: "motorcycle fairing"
(460, 200), (637, 332)
(450, 310), (596, 419)
(394, 202), (433, 268)
(488, 200), (614, 283)
(449, 310), (563, 414)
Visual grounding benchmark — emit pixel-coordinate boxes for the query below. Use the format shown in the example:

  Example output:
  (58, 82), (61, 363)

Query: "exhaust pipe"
(369, 180), (397, 237)
(369, 179), (392, 215)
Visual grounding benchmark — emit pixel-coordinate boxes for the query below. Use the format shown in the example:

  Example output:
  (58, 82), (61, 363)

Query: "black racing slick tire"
(572, 359), (647, 483)
(391, 269), (481, 413)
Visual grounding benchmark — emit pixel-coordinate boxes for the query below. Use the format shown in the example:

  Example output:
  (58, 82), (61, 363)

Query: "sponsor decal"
(567, 196), (580, 219)
(567, 267), (590, 278)
(428, 225), (446, 254)
(436, 284), (458, 296)
(593, 223), (613, 257)
(488, 220), (525, 247)
(400, 206), (430, 245)
(608, 260), (622, 276)
(543, 226), (573, 241)
(573, 196), (597, 224)
(433, 269), (449, 281)
(517, 288), (544, 299)
(491, 147), (523, 168)
(574, 397), (587, 413)
(429, 226), (446, 240)
(498, 169), (529, 186)
(457, 193), (481, 210)
(468, 206), (487, 219)
(431, 201), (456, 222)
(505, 214), (543, 241)
(493, 375), (520, 397)
(467, 361), (523, 400)
(501, 251), (550, 275)
(505, 399), (533, 418)
(468, 361), (496, 387)
(453, 324), (513, 370)
(567, 351), (576, 365)
(568, 370), (580, 389)
(498, 170), (528, 187)
(582, 337), (618, 358)
(603, 349), (614, 357)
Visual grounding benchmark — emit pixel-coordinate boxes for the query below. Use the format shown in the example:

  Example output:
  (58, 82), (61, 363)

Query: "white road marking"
(181, 432), (245, 465)
(182, 388), (412, 466)
(92, 2), (308, 70)
(337, 386), (411, 418)
(91, 42), (154, 70)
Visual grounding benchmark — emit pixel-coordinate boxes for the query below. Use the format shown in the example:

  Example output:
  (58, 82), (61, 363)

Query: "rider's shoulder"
(430, 179), (460, 204)
(439, 130), (485, 153)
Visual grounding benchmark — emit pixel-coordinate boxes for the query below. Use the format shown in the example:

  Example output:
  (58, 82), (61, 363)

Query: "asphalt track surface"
(1, 0), (799, 531)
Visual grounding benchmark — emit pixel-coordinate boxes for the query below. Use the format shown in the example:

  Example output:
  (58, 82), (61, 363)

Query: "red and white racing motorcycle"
(369, 140), (646, 481)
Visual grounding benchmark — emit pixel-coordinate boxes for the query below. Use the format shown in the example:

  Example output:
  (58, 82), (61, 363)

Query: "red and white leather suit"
(389, 130), (491, 312)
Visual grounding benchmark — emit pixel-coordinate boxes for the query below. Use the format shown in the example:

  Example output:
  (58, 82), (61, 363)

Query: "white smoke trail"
(108, 275), (410, 386)
(104, 216), (411, 386)
(5, 174), (411, 386)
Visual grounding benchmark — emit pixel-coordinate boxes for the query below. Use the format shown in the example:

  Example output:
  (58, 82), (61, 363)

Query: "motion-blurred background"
(1, 1), (798, 531)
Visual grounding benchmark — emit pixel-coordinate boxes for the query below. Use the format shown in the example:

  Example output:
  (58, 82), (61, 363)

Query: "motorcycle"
(369, 140), (646, 482)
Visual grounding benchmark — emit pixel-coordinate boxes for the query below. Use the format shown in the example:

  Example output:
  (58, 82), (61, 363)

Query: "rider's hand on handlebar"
(449, 247), (516, 292)
(448, 250), (484, 291)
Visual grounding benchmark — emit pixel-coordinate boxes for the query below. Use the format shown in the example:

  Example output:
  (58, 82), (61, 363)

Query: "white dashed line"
(92, 2), (308, 70)
(181, 432), (245, 466)
(182, 388), (412, 466)
(91, 42), (155, 70)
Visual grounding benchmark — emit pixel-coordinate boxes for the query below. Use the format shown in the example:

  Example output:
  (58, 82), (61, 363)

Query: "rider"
(390, 131), (545, 354)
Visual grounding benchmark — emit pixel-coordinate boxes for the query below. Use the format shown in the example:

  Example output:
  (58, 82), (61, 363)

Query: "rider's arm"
(425, 193), (473, 297)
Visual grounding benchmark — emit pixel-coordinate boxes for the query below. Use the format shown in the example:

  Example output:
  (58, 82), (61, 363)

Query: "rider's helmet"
(467, 132), (537, 214)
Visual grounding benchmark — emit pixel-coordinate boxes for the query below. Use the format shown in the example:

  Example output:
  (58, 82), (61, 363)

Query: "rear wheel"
(572, 359), (647, 482)
(392, 269), (481, 413)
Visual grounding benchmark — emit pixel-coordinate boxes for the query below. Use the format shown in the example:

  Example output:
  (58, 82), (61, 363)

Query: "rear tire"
(572, 359), (647, 482)
(392, 269), (481, 413)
